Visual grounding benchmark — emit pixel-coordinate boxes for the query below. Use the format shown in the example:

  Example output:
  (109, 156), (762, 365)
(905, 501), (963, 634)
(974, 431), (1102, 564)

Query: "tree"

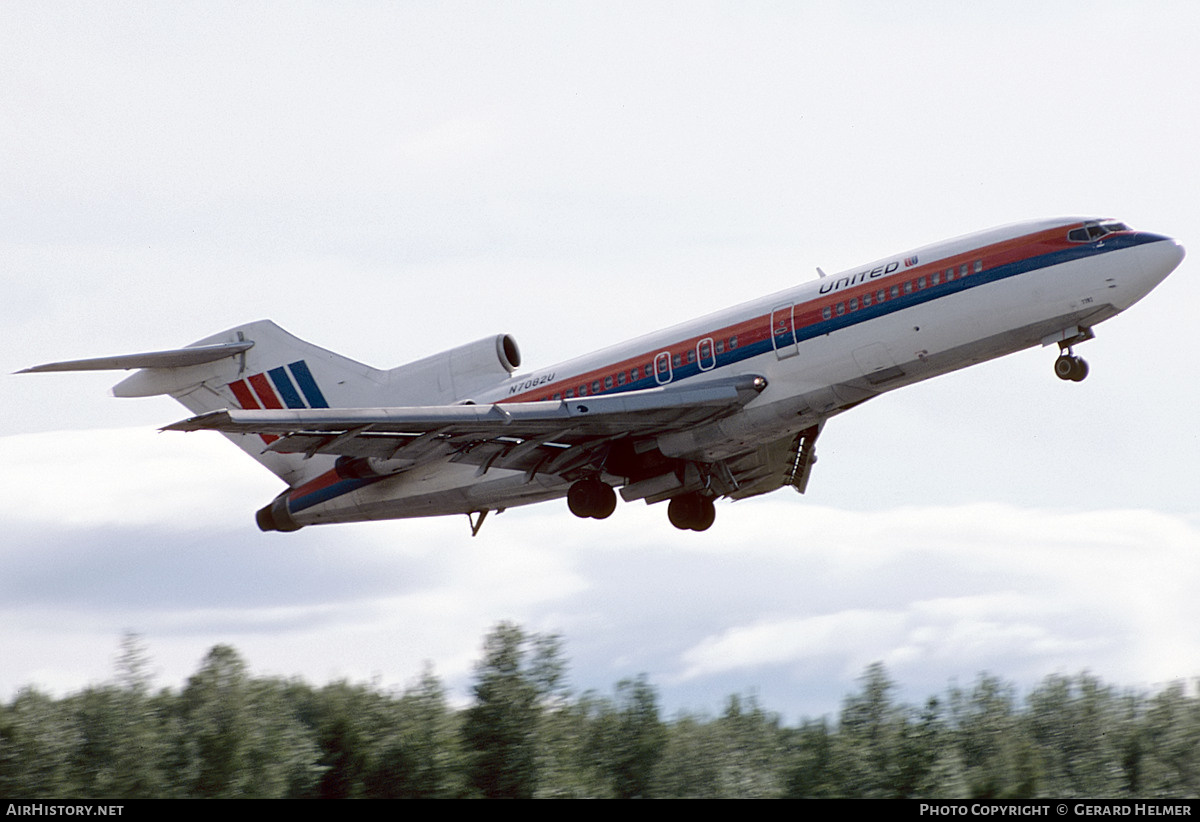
(831, 662), (948, 798)
(1025, 674), (1122, 797)
(783, 718), (837, 798)
(948, 674), (1039, 798)
(180, 645), (253, 797)
(461, 622), (564, 798)
(362, 666), (465, 798)
(586, 675), (667, 798)
(0, 688), (81, 797)
(1138, 680), (1200, 796)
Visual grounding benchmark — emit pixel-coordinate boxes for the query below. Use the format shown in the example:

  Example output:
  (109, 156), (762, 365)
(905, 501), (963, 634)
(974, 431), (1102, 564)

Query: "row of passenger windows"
(544, 335), (742, 400)
(819, 259), (983, 320)
(537, 259), (986, 401)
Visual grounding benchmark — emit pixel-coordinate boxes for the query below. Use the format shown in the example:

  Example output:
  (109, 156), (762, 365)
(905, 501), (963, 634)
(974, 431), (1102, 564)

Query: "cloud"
(669, 504), (1200, 701)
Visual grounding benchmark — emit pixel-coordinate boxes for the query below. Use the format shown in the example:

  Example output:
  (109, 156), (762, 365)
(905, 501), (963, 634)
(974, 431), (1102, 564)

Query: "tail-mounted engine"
(384, 334), (521, 405)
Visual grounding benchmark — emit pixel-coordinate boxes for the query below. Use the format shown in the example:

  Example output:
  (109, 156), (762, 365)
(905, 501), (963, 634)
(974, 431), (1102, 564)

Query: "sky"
(2, 1), (1198, 721)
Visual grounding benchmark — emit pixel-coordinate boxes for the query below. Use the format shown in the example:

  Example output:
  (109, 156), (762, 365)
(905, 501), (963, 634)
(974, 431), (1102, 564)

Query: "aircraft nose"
(1143, 234), (1186, 280)
(1118, 233), (1185, 308)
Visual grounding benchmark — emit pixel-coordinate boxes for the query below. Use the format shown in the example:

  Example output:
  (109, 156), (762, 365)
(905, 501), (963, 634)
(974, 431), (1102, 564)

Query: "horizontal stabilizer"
(17, 341), (254, 373)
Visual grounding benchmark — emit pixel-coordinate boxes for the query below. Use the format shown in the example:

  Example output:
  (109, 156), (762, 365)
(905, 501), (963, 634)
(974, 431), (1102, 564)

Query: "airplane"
(20, 217), (1184, 535)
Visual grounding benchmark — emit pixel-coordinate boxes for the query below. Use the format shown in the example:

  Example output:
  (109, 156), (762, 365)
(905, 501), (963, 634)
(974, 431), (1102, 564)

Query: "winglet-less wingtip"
(161, 410), (235, 432)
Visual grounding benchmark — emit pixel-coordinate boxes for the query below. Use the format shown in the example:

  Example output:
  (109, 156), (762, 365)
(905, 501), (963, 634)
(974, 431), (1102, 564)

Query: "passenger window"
(592, 380), (601, 393)
(715, 340), (725, 354)
(822, 306), (831, 320)
(672, 354), (681, 368)
(903, 281), (913, 294)
(974, 260), (983, 273)
(960, 264), (968, 277)
(876, 289), (886, 302)
(849, 297), (859, 311)
(946, 267), (955, 281)
(917, 276), (926, 289)
(729, 336), (738, 349)
(631, 367), (640, 381)
(605, 376), (613, 389)
(836, 302), (846, 316)
(654, 352), (671, 379)
(890, 285), (900, 299)
(862, 292), (872, 307)
(932, 272), (941, 285)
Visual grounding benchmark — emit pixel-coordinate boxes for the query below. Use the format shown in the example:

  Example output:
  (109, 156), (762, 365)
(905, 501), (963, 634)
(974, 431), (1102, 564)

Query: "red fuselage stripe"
(501, 226), (1084, 404)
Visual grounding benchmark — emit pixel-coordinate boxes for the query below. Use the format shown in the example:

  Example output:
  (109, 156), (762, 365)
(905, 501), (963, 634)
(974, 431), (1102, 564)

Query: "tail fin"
(23, 319), (524, 486)
(24, 320), (382, 484)
(118, 320), (385, 484)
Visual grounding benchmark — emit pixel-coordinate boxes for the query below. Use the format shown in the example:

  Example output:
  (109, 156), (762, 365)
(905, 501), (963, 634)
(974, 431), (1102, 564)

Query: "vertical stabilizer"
(108, 320), (384, 484)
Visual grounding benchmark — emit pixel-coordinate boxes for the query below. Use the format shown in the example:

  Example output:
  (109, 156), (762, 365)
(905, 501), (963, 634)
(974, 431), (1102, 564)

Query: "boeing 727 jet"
(21, 218), (1185, 534)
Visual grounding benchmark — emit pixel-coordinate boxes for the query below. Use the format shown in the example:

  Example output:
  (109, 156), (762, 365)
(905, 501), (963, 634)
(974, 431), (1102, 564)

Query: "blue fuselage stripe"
(586, 234), (1160, 393)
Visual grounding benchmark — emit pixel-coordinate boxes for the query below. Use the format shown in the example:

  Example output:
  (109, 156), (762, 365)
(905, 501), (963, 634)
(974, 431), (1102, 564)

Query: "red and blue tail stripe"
(227, 359), (329, 443)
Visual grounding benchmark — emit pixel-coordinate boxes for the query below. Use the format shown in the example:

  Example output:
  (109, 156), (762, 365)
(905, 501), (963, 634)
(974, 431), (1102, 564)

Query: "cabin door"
(771, 304), (799, 359)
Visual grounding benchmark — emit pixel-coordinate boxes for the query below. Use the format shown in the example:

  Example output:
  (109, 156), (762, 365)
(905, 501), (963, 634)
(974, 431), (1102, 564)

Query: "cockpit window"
(1068, 220), (1130, 243)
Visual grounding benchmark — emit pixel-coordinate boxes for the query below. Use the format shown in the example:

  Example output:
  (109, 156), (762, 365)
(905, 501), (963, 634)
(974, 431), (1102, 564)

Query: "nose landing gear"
(1054, 347), (1089, 382)
(1047, 327), (1093, 383)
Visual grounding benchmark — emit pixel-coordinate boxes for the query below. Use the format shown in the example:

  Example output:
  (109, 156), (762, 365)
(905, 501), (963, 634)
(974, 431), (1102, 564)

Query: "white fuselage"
(291, 217), (1184, 526)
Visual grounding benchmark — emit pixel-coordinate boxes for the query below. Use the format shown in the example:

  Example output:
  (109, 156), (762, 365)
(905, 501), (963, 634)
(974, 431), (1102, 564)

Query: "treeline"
(2, 623), (1197, 798)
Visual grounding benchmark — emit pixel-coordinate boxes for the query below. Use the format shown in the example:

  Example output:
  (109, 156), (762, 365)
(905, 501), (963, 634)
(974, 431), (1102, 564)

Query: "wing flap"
(724, 424), (823, 500)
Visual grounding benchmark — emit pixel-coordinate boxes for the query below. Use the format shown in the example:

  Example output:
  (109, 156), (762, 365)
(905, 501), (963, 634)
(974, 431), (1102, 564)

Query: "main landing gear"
(1054, 347), (1089, 382)
(566, 478), (717, 531)
(667, 492), (716, 532)
(567, 477), (617, 519)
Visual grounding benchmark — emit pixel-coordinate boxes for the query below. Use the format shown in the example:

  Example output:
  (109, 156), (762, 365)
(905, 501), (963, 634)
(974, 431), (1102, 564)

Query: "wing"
(164, 374), (769, 481)
(721, 423), (823, 501)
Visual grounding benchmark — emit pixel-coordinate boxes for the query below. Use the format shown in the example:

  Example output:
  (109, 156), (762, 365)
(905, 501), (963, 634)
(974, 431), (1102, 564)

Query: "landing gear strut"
(567, 478), (617, 519)
(667, 493), (716, 532)
(1054, 347), (1089, 382)
(1047, 327), (1093, 383)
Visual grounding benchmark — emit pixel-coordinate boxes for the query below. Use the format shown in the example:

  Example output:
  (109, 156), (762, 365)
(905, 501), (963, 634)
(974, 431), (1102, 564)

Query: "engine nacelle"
(256, 492), (302, 532)
(383, 334), (521, 405)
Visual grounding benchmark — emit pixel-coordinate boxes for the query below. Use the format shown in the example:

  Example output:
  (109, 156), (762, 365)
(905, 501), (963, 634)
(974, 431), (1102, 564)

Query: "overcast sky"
(2, 1), (1197, 720)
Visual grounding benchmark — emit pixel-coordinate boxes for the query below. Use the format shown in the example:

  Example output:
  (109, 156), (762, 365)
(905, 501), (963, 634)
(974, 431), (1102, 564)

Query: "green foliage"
(461, 622), (564, 798)
(4, 630), (1199, 799)
(825, 663), (947, 797)
(582, 675), (667, 797)
(0, 687), (82, 797)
